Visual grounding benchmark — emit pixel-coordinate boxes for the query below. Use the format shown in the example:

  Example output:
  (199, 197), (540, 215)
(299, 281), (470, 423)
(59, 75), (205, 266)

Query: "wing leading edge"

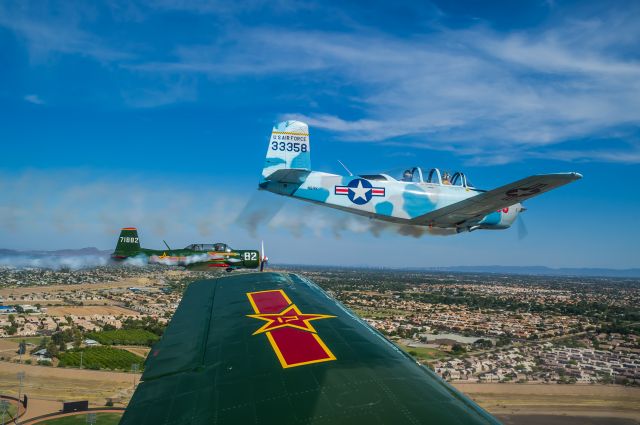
(411, 172), (582, 228)
(120, 272), (501, 425)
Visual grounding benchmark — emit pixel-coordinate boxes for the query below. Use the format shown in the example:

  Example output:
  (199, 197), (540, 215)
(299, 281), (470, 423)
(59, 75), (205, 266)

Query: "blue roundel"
(347, 178), (373, 205)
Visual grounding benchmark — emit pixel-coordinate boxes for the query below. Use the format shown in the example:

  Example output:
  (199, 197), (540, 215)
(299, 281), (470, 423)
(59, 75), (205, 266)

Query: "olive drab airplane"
(259, 121), (582, 234)
(111, 227), (266, 272)
(121, 272), (502, 425)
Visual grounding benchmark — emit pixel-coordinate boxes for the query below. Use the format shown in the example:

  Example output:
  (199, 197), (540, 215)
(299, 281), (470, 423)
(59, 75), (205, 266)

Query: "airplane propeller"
(517, 207), (528, 241)
(260, 240), (268, 271)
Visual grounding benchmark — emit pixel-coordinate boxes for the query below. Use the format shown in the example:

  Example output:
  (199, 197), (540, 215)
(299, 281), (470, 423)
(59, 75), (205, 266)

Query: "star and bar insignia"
(502, 183), (547, 201)
(247, 289), (337, 368)
(334, 178), (385, 205)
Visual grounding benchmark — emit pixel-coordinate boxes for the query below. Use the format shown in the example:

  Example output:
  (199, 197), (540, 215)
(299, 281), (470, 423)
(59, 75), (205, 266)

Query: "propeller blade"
(260, 240), (268, 271)
(517, 213), (528, 241)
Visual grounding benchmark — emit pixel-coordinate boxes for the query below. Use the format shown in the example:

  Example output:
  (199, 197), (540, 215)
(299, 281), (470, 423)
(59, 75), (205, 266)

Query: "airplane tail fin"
(262, 120), (310, 179)
(112, 227), (141, 259)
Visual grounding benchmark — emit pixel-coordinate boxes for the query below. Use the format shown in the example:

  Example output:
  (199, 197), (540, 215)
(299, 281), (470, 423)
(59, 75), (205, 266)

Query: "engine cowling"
(474, 203), (524, 230)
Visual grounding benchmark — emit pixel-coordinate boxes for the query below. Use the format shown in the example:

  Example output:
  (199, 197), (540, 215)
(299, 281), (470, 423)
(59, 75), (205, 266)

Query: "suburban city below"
(0, 263), (638, 424)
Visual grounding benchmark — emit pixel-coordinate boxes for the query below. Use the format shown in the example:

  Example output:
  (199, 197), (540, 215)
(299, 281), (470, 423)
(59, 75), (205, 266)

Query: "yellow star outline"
(247, 304), (335, 336)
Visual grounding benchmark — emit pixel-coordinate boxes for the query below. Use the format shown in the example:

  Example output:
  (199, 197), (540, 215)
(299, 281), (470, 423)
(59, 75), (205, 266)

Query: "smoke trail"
(236, 192), (285, 237)
(258, 202), (457, 239)
(0, 254), (109, 270)
(122, 254), (149, 267)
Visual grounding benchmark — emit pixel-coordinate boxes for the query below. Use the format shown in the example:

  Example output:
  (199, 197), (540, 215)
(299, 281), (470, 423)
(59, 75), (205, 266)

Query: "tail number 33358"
(270, 141), (308, 152)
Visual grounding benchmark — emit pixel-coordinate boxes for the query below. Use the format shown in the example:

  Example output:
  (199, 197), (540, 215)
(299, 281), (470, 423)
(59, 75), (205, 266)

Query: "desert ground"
(119, 346), (151, 358)
(0, 277), (156, 298)
(454, 383), (640, 423)
(0, 361), (137, 407)
(0, 360), (638, 423)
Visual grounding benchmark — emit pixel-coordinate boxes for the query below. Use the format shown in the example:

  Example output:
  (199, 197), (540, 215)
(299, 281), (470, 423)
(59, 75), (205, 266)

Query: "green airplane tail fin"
(113, 227), (141, 258)
(262, 120), (310, 179)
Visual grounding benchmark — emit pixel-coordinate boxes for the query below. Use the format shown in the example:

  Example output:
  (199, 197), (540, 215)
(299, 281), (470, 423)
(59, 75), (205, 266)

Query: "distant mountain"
(1, 249), (637, 278)
(424, 265), (640, 278)
(0, 247), (110, 257)
(278, 263), (640, 279)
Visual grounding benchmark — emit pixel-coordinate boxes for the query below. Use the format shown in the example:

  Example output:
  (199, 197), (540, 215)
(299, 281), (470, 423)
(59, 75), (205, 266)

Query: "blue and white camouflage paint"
(260, 121), (582, 234)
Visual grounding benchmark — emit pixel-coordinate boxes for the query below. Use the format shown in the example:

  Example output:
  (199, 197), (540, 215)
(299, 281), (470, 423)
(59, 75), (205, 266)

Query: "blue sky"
(1, 0), (639, 268)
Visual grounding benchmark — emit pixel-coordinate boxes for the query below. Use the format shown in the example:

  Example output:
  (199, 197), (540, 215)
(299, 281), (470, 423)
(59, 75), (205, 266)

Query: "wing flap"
(412, 172), (582, 227)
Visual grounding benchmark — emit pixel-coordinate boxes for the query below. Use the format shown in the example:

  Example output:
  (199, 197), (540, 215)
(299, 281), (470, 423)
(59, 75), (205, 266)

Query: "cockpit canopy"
(360, 167), (475, 188)
(184, 243), (232, 252)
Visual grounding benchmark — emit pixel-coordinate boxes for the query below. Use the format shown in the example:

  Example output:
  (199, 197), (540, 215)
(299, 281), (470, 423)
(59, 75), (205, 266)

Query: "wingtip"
(547, 172), (583, 180)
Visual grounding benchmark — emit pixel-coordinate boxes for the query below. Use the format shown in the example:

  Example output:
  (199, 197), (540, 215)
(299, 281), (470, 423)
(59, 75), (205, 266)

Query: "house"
(0, 305), (16, 314)
(33, 349), (52, 362)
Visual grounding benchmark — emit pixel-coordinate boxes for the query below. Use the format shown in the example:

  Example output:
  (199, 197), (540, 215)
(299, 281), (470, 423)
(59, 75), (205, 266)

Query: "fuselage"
(112, 248), (260, 269)
(260, 171), (521, 231)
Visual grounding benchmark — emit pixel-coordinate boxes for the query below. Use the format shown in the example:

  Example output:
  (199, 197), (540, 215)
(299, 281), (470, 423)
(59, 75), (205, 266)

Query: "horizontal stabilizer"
(411, 172), (582, 227)
(263, 168), (311, 184)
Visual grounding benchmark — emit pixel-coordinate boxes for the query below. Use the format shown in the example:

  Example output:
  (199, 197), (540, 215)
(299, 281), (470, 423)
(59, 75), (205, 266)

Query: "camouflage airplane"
(111, 227), (265, 272)
(259, 121), (582, 234)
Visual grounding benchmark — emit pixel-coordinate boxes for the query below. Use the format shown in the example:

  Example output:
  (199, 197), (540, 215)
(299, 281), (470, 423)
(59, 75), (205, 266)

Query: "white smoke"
(146, 253), (242, 266)
(0, 254), (109, 270)
(122, 254), (149, 267)
(148, 253), (210, 266)
(237, 196), (457, 239)
(236, 191), (457, 239)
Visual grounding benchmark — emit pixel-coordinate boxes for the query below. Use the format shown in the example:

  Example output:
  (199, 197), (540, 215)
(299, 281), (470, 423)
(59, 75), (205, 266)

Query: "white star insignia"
(350, 181), (370, 201)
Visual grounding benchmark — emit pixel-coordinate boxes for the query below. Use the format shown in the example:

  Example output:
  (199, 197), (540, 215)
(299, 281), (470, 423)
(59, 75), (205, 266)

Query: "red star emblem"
(247, 304), (335, 335)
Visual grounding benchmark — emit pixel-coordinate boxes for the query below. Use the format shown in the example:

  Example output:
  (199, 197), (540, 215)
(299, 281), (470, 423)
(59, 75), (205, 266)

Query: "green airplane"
(111, 227), (265, 272)
(121, 272), (501, 425)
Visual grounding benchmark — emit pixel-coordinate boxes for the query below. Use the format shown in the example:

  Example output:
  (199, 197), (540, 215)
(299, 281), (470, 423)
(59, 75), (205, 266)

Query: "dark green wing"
(120, 272), (500, 425)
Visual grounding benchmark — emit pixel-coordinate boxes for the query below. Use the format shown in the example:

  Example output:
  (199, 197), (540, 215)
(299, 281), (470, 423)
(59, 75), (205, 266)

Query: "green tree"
(18, 340), (27, 355)
(46, 340), (59, 357)
(451, 344), (467, 355)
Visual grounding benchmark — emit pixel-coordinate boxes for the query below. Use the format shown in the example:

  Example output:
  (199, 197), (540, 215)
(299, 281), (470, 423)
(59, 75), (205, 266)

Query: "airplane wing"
(120, 272), (500, 425)
(411, 172), (582, 228)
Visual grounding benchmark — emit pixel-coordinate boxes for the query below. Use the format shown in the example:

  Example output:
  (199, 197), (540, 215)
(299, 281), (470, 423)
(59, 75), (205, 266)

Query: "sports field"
(35, 412), (122, 424)
(395, 342), (448, 361)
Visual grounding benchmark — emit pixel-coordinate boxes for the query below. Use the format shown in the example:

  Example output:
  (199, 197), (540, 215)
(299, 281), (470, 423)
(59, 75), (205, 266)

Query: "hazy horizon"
(1, 1), (639, 269)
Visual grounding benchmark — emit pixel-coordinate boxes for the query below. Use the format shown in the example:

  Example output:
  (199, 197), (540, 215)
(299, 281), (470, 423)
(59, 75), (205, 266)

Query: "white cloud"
(0, 3), (130, 63)
(2, 1), (640, 163)
(136, 9), (640, 163)
(24, 94), (44, 105)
